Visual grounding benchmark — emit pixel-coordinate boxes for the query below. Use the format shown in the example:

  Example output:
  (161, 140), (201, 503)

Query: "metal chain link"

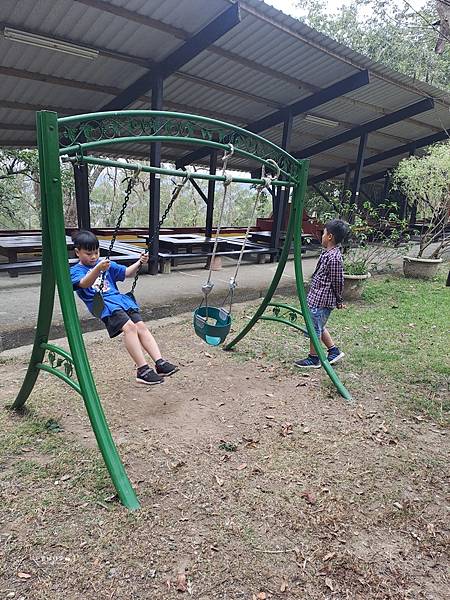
(128, 173), (190, 297)
(98, 171), (141, 294)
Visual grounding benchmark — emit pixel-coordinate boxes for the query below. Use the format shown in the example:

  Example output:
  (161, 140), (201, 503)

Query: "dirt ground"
(0, 313), (448, 600)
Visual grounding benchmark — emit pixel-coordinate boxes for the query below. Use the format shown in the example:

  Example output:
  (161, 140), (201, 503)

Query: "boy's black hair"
(324, 219), (349, 245)
(72, 230), (99, 251)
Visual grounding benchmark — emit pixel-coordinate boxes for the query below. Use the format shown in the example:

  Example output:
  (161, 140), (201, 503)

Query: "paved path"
(0, 253), (321, 351)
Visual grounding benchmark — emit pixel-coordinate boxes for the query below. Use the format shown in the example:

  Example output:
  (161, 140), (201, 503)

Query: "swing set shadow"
(10, 110), (352, 511)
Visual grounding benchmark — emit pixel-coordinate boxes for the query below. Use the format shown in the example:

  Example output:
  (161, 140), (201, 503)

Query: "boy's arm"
(125, 253), (147, 278)
(77, 260), (110, 289)
(329, 256), (344, 307)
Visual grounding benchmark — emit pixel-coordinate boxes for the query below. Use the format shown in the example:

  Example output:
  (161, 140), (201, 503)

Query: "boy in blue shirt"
(70, 230), (178, 385)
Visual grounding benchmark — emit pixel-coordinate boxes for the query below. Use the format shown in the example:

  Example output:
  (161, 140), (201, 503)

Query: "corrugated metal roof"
(1, 0), (449, 183)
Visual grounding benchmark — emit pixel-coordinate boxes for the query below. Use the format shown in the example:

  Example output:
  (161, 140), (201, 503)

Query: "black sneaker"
(155, 359), (179, 377)
(294, 354), (321, 369)
(136, 366), (164, 385)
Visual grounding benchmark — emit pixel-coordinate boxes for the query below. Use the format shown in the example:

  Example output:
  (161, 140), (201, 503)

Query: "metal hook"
(265, 158), (281, 181)
(132, 163), (143, 182)
(222, 143), (234, 164)
(75, 143), (84, 165)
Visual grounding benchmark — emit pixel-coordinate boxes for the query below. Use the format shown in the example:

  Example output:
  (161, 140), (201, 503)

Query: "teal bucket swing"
(193, 148), (280, 347)
(193, 305), (232, 346)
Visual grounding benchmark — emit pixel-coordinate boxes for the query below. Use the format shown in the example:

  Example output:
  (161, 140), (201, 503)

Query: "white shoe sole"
(328, 352), (345, 365)
(135, 377), (164, 385)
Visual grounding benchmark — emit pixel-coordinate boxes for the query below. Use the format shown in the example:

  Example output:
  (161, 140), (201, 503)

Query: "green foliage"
(298, 1), (450, 90)
(392, 141), (450, 258)
(0, 148), (76, 229)
(319, 192), (411, 274)
(90, 167), (272, 229)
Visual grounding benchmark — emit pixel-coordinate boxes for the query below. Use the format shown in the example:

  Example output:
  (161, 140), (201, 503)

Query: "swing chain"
(200, 144), (234, 315)
(98, 165), (142, 294)
(222, 159), (281, 313)
(128, 172), (190, 297)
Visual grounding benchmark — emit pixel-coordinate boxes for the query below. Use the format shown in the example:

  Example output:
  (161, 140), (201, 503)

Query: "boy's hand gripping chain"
(91, 166), (142, 318)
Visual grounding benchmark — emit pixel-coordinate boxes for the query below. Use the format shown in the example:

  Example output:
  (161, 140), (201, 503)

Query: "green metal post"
(224, 179), (299, 350)
(19, 111), (139, 509)
(225, 161), (351, 401)
(11, 112), (57, 409)
(292, 165), (352, 401)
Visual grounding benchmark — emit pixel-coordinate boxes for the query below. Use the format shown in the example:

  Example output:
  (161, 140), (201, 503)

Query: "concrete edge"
(0, 280), (300, 357)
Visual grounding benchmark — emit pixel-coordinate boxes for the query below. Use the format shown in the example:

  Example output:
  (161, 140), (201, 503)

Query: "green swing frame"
(11, 110), (351, 511)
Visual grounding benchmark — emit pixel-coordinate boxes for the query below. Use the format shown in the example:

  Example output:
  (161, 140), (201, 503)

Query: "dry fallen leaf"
(237, 463), (247, 470)
(280, 581), (288, 592)
(176, 573), (187, 592)
(280, 423), (293, 437)
(17, 572), (32, 579)
(214, 474), (224, 487)
(301, 490), (317, 505)
(325, 577), (334, 591)
(265, 415), (275, 420)
(323, 551), (336, 562)
(256, 593), (267, 600)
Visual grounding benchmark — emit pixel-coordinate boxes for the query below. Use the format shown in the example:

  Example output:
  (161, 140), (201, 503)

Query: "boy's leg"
(321, 328), (335, 350)
(135, 322), (162, 362)
(122, 321), (148, 367)
(122, 321), (163, 385)
(135, 321), (179, 376)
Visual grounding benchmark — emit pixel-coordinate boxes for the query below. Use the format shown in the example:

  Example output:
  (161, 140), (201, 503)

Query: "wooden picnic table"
(0, 236), (141, 277)
(0, 235), (74, 277)
(138, 233), (274, 273)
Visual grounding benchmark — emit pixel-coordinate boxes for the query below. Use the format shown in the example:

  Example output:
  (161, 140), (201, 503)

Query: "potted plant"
(392, 141), (450, 279)
(318, 197), (411, 299)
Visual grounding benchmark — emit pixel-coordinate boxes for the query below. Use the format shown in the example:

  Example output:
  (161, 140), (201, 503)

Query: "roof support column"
(73, 162), (91, 230)
(205, 150), (218, 238)
(148, 75), (163, 275)
(271, 111), (293, 257)
(382, 172), (390, 218)
(341, 165), (352, 202)
(408, 147), (417, 225)
(351, 132), (368, 209)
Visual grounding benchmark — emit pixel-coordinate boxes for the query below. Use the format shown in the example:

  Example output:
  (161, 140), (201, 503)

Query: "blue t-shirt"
(70, 260), (139, 319)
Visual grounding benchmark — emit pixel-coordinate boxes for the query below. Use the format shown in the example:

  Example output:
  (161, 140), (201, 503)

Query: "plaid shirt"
(307, 246), (344, 308)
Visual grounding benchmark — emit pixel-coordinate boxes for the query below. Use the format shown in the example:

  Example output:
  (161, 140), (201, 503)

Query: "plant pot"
(343, 272), (371, 300)
(402, 256), (442, 280)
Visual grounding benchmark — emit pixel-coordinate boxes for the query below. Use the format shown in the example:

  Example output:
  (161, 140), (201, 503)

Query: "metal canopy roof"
(1, 0), (450, 182)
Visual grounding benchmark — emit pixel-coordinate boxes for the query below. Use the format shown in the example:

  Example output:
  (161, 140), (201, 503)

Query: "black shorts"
(102, 308), (143, 338)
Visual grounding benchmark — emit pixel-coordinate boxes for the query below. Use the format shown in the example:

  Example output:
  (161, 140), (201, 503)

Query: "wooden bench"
(0, 254), (141, 275)
(157, 247), (275, 273)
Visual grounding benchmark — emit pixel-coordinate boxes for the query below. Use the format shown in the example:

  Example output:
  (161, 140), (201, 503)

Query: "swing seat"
(193, 306), (232, 346)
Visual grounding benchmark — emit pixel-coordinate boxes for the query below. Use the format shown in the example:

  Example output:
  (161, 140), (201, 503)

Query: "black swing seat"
(193, 306), (232, 346)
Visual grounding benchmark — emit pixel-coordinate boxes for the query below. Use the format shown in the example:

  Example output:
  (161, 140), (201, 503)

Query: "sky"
(265, 0), (426, 18)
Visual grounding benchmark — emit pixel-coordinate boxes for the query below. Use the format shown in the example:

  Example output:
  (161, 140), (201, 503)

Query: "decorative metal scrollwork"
(46, 350), (74, 379)
(271, 305), (298, 322)
(59, 114), (299, 180)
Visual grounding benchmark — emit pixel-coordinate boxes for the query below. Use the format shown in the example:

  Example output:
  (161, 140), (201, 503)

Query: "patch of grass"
(232, 270), (449, 422)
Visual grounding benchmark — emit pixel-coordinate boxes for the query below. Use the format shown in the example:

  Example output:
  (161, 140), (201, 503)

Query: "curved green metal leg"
(225, 162), (351, 401)
(11, 182), (56, 410)
(291, 171), (352, 401)
(12, 111), (140, 510)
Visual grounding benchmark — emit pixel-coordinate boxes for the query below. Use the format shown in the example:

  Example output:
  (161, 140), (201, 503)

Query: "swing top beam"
(57, 109), (302, 185)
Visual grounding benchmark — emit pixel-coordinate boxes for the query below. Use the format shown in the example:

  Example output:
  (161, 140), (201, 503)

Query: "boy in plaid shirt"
(295, 219), (349, 368)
